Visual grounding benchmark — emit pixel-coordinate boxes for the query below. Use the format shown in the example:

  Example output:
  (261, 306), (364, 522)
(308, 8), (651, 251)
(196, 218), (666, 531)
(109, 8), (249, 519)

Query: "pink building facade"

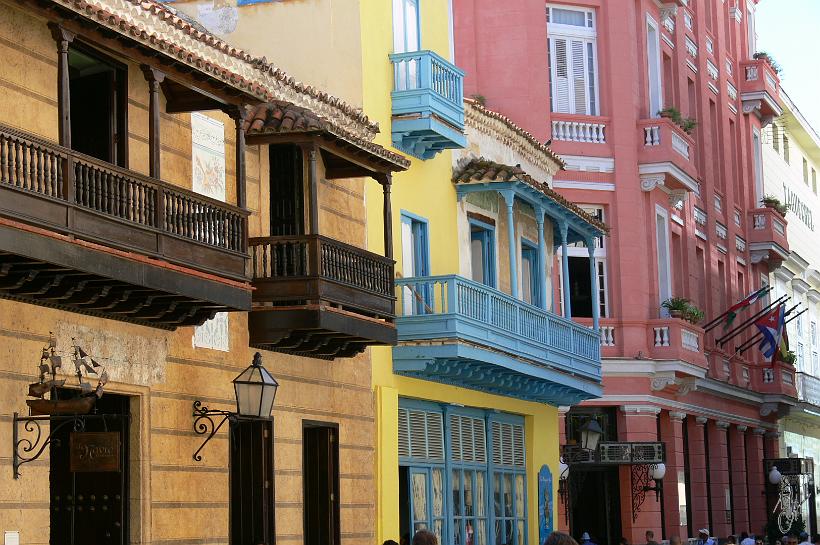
(455, 0), (798, 543)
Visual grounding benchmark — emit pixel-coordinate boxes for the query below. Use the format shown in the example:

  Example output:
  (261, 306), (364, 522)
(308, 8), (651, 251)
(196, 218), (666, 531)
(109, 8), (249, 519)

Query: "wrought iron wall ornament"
(12, 413), (126, 479)
(630, 463), (665, 521)
(192, 401), (235, 462)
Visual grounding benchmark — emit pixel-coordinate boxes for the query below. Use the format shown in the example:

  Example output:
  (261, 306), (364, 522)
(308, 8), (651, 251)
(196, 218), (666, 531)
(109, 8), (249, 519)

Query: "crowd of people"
(381, 528), (820, 545)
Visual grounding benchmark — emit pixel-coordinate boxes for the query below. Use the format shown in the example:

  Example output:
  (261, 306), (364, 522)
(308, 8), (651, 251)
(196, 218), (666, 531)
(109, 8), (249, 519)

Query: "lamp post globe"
(232, 352), (279, 418)
(652, 463), (666, 481)
(579, 419), (603, 451)
(768, 466), (782, 485)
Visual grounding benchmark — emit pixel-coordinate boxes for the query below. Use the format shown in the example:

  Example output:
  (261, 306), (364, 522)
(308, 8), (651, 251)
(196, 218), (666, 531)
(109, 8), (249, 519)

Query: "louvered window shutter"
(571, 39), (588, 115)
(491, 421), (526, 468)
(449, 414), (488, 464)
(551, 38), (571, 113)
(398, 407), (444, 461)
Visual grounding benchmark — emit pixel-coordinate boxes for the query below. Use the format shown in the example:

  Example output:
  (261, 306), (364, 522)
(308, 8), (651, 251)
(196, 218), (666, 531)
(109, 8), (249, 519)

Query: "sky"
(756, 0), (820, 131)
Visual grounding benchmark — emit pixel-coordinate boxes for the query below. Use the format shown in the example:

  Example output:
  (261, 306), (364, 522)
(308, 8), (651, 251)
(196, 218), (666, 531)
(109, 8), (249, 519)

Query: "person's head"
(646, 531), (655, 541)
(412, 530), (438, 545)
(787, 535), (800, 545)
(670, 536), (683, 545)
(741, 533), (750, 541)
(801, 533), (810, 542)
(728, 535), (737, 544)
(384, 541), (399, 545)
(699, 530), (710, 541)
(546, 532), (581, 545)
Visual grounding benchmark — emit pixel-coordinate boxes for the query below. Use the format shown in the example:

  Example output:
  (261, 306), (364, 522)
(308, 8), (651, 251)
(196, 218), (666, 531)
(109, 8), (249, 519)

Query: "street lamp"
(192, 352), (278, 461)
(233, 352), (279, 418)
(769, 466), (783, 485)
(579, 419), (603, 451)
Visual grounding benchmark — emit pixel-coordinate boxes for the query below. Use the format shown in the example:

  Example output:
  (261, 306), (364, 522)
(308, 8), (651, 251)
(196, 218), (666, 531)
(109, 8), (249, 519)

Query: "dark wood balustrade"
(248, 235), (396, 359)
(250, 235), (394, 316)
(0, 123), (248, 281)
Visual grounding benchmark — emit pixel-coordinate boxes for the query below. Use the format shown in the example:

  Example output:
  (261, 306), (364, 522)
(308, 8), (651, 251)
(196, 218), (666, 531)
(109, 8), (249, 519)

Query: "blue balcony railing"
(389, 51), (467, 160)
(392, 275), (602, 404)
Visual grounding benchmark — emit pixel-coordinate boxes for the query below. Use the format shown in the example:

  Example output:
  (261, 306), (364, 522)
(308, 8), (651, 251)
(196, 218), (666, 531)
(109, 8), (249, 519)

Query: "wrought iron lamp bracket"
(12, 412), (121, 479)
(192, 401), (237, 462)
(631, 463), (664, 521)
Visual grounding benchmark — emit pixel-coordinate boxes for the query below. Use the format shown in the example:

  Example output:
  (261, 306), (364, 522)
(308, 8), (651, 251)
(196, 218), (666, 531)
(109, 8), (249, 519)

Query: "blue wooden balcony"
(389, 50), (467, 160)
(393, 275), (602, 405)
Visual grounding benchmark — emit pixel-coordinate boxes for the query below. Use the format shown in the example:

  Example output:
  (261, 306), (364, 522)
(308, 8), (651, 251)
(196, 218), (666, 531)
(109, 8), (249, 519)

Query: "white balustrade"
(653, 326), (671, 347)
(644, 125), (661, 146)
(600, 326), (616, 347)
(552, 120), (607, 144)
(681, 329), (700, 352)
(671, 131), (690, 159)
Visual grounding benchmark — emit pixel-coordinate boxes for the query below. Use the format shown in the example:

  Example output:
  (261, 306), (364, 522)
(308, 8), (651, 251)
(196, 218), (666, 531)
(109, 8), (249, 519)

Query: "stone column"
(730, 425), (750, 536)
(536, 207), (548, 309)
(618, 406), (662, 544)
(708, 421), (731, 538)
(559, 220), (571, 317)
(502, 190), (519, 299)
(764, 430), (781, 459)
(661, 411), (687, 538)
(689, 416), (710, 534)
(746, 428), (767, 535)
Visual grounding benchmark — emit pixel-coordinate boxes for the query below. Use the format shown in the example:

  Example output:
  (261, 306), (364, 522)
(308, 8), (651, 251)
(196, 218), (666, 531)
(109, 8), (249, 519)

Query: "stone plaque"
(70, 432), (120, 472)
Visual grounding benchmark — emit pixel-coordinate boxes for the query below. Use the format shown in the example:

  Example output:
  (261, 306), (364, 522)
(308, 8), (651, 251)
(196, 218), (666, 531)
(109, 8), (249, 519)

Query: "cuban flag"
(755, 304), (786, 359)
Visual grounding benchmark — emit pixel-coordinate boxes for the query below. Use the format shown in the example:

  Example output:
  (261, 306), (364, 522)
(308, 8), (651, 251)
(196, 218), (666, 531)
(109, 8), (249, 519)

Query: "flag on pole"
(776, 314), (790, 363)
(723, 287), (768, 331)
(755, 304), (785, 359)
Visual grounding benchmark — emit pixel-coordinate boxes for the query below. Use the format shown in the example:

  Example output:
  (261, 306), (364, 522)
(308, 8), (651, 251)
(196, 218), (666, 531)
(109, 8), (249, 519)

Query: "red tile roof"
(244, 102), (410, 170)
(49, 0), (378, 138)
(453, 158), (608, 232)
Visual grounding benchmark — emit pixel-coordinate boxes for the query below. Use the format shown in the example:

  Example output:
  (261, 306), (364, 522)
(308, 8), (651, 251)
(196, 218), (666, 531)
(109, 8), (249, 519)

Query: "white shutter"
(491, 421), (526, 468)
(449, 414), (488, 464)
(399, 407), (444, 461)
(571, 39), (588, 115)
(552, 38), (571, 113)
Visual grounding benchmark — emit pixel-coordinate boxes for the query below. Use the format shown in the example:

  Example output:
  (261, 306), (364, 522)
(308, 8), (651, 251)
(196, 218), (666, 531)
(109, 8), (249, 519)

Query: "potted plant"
(683, 304), (704, 325)
(781, 350), (797, 365)
(681, 117), (698, 135)
(662, 297), (691, 319)
(753, 51), (783, 76)
(762, 194), (789, 216)
(658, 107), (682, 122)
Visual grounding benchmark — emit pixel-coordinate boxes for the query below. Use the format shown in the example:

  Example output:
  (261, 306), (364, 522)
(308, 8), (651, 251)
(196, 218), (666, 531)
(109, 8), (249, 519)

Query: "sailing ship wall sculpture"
(26, 334), (109, 416)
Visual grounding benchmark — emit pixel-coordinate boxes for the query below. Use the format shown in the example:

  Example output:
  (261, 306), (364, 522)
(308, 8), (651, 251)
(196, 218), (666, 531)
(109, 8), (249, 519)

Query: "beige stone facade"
(0, 1), (377, 544)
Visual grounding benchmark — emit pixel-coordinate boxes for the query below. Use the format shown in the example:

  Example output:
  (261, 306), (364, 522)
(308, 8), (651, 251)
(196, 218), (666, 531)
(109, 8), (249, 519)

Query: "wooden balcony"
(748, 207), (789, 268)
(637, 118), (700, 196)
(0, 124), (251, 328)
(248, 235), (396, 359)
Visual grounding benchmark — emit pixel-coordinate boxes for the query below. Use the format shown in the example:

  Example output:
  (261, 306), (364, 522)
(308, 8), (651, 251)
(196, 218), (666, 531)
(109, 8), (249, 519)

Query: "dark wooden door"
(50, 393), (130, 545)
(303, 423), (339, 545)
(269, 145), (304, 236)
(230, 419), (275, 545)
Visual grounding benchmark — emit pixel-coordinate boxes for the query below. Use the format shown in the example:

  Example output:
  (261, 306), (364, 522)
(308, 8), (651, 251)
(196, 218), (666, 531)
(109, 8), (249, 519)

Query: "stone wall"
(0, 3), (377, 544)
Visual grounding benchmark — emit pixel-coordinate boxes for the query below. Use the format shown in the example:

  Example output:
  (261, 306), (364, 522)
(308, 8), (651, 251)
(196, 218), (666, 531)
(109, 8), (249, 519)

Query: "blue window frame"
(521, 240), (540, 306)
(401, 212), (432, 314)
(470, 219), (496, 288)
(398, 399), (527, 545)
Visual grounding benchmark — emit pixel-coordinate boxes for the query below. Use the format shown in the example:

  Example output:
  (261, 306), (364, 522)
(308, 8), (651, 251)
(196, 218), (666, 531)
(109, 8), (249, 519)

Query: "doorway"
(68, 45), (127, 166)
(49, 392), (130, 545)
(569, 467), (622, 545)
(303, 422), (340, 545)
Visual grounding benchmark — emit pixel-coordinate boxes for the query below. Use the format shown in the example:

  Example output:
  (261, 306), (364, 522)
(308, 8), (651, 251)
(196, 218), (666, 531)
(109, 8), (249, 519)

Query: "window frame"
(646, 14), (663, 118)
(393, 0), (421, 53)
(400, 211), (432, 314)
(470, 218), (497, 289)
(547, 4), (600, 116)
(520, 238), (540, 306)
(559, 206), (608, 318)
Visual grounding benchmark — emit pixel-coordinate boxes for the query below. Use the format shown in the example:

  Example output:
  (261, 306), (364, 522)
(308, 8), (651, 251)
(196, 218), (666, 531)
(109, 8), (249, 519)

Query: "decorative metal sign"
(538, 465), (554, 544)
(563, 441), (665, 465)
(69, 432), (120, 472)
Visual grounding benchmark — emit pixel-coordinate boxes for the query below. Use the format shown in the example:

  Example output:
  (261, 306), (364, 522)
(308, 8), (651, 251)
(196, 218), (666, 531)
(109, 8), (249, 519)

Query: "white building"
(763, 88), (820, 527)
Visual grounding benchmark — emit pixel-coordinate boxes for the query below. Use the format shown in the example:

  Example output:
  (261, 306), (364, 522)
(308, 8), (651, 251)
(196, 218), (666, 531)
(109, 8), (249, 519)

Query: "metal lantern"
(579, 418), (604, 451)
(233, 352), (278, 418)
(769, 466), (783, 485)
(652, 463), (667, 481)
